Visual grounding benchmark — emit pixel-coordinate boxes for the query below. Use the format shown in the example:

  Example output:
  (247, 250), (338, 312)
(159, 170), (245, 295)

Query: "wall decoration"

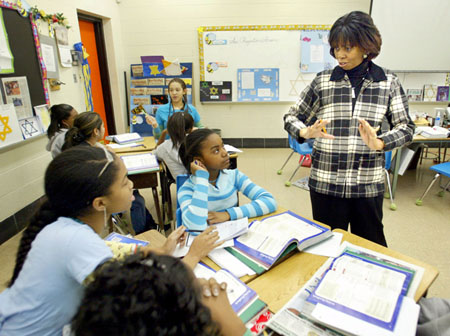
(237, 68), (279, 102)
(2, 76), (33, 119)
(19, 116), (41, 138)
(0, 103), (23, 148)
(200, 81), (232, 101)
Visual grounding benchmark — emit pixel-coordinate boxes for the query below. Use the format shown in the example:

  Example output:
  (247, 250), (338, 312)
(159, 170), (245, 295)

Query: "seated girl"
(178, 128), (277, 231)
(71, 253), (250, 336)
(0, 146), (220, 335)
(154, 111), (194, 178)
(62, 111), (105, 151)
(45, 104), (78, 158)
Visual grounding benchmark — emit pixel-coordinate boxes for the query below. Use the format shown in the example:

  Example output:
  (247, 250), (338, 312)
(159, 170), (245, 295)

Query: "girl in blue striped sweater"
(178, 128), (277, 231)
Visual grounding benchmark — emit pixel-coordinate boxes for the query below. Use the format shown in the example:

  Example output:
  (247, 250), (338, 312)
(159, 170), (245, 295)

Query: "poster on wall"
(34, 104), (50, 132)
(300, 30), (336, 73)
(200, 81), (232, 102)
(39, 34), (60, 78)
(0, 8), (14, 73)
(0, 103), (23, 148)
(237, 68), (279, 102)
(19, 116), (42, 139)
(2, 76), (33, 119)
(54, 26), (71, 68)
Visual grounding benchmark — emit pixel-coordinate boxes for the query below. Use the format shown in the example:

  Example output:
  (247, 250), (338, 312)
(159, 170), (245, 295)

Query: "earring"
(103, 207), (108, 229)
(363, 54), (368, 59)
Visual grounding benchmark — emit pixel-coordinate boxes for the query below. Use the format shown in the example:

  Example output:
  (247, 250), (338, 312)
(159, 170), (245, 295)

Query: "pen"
(319, 119), (327, 134)
(185, 229), (205, 233)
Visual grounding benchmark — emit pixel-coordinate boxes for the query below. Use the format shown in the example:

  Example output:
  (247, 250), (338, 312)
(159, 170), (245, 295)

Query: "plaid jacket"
(284, 62), (415, 198)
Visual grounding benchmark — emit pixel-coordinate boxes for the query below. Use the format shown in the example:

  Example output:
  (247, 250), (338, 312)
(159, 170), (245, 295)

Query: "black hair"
(167, 111), (194, 149)
(47, 104), (75, 139)
(71, 253), (220, 336)
(62, 112), (103, 150)
(179, 128), (216, 174)
(329, 11), (382, 61)
(168, 78), (189, 111)
(9, 146), (119, 286)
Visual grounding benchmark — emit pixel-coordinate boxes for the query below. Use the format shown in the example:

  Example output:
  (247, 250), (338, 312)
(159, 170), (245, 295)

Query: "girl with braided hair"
(0, 146), (219, 335)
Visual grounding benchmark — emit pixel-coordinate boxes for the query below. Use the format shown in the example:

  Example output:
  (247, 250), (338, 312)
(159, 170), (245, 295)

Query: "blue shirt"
(0, 217), (112, 336)
(154, 103), (201, 139)
(178, 169), (277, 231)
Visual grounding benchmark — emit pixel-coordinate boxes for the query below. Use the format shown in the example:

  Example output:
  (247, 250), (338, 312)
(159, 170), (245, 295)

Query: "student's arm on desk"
(225, 170), (277, 221)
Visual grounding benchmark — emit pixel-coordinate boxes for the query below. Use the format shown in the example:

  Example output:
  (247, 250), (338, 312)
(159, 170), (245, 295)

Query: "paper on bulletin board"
(237, 68), (279, 102)
(39, 34), (59, 78)
(0, 103), (23, 148)
(2, 76), (33, 119)
(34, 104), (50, 132)
(19, 116), (42, 139)
(54, 26), (72, 68)
(0, 8), (13, 73)
(300, 30), (336, 73)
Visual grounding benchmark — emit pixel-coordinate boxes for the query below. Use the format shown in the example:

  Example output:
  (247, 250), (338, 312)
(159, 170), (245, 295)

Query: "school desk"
(391, 135), (450, 198)
(247, 228), (439, 313)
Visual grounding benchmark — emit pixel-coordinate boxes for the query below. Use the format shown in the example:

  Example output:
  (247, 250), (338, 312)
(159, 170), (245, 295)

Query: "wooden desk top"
(109, 136), (156, 153)
(413, 134), (450, 142)
(247, 228), (439, 313)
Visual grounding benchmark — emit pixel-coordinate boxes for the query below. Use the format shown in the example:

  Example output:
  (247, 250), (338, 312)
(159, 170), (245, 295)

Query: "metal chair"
(277, 135), (313, 187)
(383, 151), (397, 211)
(415, 162), (450, 206)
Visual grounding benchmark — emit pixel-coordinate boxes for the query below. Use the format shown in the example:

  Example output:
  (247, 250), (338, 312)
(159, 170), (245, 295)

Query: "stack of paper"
(109, 132), (143, 144)
(418, 126), (449, 139)
(120, 153), (159, 174)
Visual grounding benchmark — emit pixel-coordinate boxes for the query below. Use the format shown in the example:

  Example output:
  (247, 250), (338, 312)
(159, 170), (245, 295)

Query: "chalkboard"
(0, 7), (47, 106)
(198, 25), (332, 103)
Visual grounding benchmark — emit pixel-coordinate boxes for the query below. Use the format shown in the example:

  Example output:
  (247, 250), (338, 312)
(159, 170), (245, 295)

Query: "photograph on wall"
(237, 68), (279, 102)
(0, 103), (23, 148)
(436, 86), (449, 101)
(2, 76), (33, 119)
(200, 81), (232, 102)
(406, 89), (423, 102)
(19, 116), (42, 139)
(150, 95), (168, 105)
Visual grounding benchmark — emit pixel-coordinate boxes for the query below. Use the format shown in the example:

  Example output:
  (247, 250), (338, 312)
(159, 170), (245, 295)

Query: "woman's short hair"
(329, 11), (382, 61)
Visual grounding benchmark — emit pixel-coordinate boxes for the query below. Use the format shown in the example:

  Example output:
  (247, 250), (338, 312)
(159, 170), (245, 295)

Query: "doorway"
(77, 14), (116, 135)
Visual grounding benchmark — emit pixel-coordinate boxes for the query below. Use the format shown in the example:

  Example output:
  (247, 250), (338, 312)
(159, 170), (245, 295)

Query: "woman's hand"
(299, 119), (335, 140)
(145, 114), (158, 128)
(208, 211), (230, 224)
(358, 119), (384, 150)
(183, 227), (222, 269)
(161, 226), (187, 255)
(190, 160), (208, 175)
(199, 278), (247, 336)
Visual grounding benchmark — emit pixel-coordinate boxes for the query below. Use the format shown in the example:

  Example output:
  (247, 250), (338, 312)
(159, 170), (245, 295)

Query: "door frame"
(77, 13), (116, 134)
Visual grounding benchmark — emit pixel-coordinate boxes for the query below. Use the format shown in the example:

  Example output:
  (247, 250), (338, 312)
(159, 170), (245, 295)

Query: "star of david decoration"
(149, 65), (160, 76)
(0, 115), (12, 141)
(209, 87), (218, 95)
(20, 118), (39, 137)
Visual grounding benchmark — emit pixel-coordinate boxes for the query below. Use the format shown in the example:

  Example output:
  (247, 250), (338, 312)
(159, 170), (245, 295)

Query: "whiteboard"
(371, 0), (450, 71)
(198, 25), (331, 102)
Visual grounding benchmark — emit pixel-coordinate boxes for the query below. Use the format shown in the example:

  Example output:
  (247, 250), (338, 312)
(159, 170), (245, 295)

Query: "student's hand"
(199, 277), (247, 336)
(145, 114), (158, 128)
(208, 211), (230, 224)
(183, 227), (222, 268)
(358, 119), (384, 150)
(299, 119), (335, 140)
(162, 226), (187, 254)
(190, 160), (208, 175)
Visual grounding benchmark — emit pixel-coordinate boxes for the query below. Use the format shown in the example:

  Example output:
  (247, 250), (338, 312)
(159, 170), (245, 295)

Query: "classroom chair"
(383, 151), (397, 211)
(415, 162), (450, 206)
(159, 161), (175, 230)
(175, 174), (189, 228)
(277, 135), (313, 187)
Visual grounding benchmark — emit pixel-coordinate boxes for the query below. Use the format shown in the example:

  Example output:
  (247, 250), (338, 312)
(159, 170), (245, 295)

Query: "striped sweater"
(178, 169), (277, 231)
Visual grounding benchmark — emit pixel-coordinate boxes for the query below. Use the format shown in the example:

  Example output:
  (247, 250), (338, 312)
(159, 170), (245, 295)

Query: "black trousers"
(310, 190), (387, 247)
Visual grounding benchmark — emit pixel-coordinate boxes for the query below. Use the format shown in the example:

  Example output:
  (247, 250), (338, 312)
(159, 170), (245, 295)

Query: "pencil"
(185, 229), (204, 233)
(319, 119), (327, 134)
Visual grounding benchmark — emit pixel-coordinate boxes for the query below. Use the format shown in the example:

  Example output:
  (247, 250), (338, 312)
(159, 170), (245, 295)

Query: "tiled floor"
(1, 148), (449, 299)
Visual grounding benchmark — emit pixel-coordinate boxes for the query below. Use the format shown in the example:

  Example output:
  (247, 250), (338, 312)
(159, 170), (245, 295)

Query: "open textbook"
(266, 242), (424, 336)
(120, 153), (159, 174)
(228, 211), (331, 272)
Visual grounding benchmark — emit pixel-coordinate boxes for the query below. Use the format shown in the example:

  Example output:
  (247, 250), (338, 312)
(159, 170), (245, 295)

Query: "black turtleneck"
(345, 59), (369, 110)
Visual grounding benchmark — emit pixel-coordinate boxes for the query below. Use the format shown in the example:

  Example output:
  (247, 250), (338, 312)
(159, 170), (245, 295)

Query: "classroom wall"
(0, 0), (126, 223)
(118, 0), (371, 138)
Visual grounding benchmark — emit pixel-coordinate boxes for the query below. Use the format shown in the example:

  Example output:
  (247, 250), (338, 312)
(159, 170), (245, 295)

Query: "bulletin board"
(198, 25), (334, 103)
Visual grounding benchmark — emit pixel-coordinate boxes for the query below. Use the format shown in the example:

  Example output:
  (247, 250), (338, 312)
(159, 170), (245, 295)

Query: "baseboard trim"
(222, 138), (288, 148)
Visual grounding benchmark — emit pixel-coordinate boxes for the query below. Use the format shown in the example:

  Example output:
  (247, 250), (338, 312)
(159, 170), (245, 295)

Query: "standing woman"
(283, 11), (414, 246)
(45, 104), (77, 158)
(62, 112), (105, 151)
(146, 78), (202, 140)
